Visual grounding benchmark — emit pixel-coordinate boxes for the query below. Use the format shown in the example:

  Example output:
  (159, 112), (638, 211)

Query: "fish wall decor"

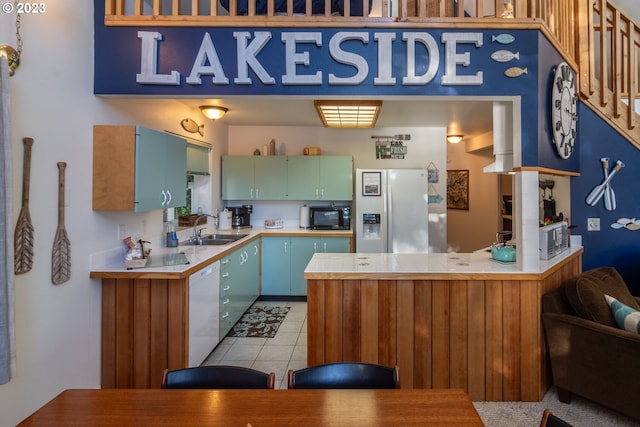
(491, 50), (520, 62)
(491, 34), (516, 44)
(505, 67), (528, 78)
(181, 118), (205, 136)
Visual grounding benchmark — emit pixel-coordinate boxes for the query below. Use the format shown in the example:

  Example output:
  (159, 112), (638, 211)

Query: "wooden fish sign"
(491, 34), (516, 44)
(505, 67), (528, 78)
(181, 118), (204, 136)
(491, 50), (520, 63)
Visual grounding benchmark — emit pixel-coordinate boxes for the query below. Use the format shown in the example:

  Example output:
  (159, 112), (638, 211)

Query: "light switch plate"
(587, 218), (600, 231)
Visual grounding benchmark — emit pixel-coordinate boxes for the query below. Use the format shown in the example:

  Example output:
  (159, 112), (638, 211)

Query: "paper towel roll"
(299, 205), (310, 229)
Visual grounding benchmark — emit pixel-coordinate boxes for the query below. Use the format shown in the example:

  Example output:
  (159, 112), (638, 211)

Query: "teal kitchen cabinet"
(219, 240), (260, 337)
(287, 156), (353, 201)
(222, 156), (287, 200)
(261, 237), (291, 295)
(93, 125), (187, 212)
(262, 236), (351, 296)
(286, 157), (319, 200)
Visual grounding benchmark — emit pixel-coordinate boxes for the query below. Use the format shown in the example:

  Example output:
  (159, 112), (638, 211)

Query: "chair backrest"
(288, 362), (400, 389)
(539, 409), (573, 427)
(161, 365), (276, 389)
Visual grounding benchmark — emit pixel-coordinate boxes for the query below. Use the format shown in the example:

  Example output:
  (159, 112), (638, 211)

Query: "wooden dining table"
(18, 388), (485, 426)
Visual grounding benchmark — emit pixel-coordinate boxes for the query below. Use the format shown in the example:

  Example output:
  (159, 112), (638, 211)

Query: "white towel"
(0, 57), (16, 384)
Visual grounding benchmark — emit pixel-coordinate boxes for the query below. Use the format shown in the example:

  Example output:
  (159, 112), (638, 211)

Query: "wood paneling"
(307, 251), (582, 401)
(101, 278), (188, 388)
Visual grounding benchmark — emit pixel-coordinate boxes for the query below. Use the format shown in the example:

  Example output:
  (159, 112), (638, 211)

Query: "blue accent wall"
(572, 104), (640, 294)
(535, 34), (579, 173)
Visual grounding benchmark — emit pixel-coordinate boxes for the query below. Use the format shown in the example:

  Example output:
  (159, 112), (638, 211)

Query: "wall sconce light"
(446, 134), (464, 144)
(200, 105), (228, 120)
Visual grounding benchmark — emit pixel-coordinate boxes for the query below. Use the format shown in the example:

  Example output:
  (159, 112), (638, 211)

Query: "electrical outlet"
(141, 220), (147, 235)
(117, 223), (127, 240)
(587, 218), (600, 231)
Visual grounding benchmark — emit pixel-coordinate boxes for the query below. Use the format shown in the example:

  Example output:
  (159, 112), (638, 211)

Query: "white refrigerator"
(356, 168), (441, 253)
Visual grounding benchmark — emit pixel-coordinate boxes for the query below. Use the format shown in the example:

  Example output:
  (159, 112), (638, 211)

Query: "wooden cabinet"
(306, 251), (583, 401)
(93, 125), (187, 212)
(221, 156), (288, 200)
(220, 240), (260, 337)
(262, 236), (350, 296)
(222, 155), (352, 201)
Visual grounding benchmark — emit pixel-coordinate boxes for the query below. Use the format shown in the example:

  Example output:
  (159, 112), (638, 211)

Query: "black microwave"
(309, 206), (351, 230)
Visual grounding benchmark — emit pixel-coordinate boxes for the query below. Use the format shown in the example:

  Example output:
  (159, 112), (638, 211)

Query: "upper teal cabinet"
(318, 156), (353, 201)
(222, 156), (287, 200)
(93, 125), (187, 212)
(186, 143), (210, 175)
(222, 155), (352, 201)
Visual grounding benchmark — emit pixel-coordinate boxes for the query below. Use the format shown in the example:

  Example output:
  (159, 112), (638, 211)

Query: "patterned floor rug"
(229, 306), (290, 338)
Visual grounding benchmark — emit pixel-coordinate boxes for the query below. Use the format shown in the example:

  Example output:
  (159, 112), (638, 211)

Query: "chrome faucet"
(192, 214), (216, 243)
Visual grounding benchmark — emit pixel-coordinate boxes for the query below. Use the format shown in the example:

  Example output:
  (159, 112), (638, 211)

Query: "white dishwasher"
(188, 261), (220, 367)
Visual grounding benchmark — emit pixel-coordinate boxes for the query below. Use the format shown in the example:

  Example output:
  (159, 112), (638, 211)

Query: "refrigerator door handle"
(387, 182), (393, 253)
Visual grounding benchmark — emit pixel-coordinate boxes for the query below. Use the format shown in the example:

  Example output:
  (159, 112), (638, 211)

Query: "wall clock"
(551, 62), (578, 159)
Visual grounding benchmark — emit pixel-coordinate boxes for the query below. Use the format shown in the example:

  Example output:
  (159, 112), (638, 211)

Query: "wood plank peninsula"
(304, 247), (583, 402)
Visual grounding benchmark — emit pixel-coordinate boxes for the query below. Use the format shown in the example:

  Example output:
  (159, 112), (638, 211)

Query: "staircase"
(578, 0), (640, 150)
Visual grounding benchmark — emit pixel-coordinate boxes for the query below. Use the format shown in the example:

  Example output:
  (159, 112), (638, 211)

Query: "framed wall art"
(447, 170), (469, 210)
(362, 171), (381, 196)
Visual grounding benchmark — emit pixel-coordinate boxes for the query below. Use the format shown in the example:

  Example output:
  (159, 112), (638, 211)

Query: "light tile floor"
(202, 300), (308, 389)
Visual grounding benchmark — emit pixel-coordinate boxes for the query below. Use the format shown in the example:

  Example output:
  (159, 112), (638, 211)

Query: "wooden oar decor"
(14, 137), (34, 274)
(51, 162), (71, 285)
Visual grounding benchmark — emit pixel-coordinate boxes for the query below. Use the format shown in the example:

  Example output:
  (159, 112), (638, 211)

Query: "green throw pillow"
(604, 294), (640, 334)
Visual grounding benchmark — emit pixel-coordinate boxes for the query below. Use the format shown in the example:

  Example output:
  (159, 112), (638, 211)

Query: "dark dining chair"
(539, 409), (573, 427)
(161, 365), (276, 389)
(287, 362), (400, 389)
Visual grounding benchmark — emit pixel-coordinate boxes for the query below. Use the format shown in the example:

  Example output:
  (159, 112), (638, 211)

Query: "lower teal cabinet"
(262, 236), (350, 296)
(261, 237), (291, 295)
(219, 240), (260, 338)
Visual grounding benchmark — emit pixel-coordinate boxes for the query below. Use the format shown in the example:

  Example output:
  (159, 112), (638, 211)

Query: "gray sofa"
(542, 267), (640, 421)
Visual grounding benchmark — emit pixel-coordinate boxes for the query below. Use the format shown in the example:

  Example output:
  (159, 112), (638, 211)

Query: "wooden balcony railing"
(578, 0), (640, 150)
(104, 0), (640, 150)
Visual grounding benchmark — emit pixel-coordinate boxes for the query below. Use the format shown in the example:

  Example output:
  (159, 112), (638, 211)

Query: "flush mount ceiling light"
(314, 100), (382, 128)
(199, 105), (228, 120)
(446, 134), (464, 144)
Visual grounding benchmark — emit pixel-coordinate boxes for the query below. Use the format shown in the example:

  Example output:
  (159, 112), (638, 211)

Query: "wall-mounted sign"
(375, 139), (407, 159)
(94, 26), (538, 96)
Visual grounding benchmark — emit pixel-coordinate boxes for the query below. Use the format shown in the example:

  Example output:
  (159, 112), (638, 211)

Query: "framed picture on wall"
(447, 170), (469, 210)
(362, 172), (381, 196)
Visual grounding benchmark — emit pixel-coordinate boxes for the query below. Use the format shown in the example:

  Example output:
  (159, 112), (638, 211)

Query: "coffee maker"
(226, 205), (253, 229)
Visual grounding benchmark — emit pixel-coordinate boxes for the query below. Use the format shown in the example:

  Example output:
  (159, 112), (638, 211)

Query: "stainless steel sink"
(181, 234), (248, 246)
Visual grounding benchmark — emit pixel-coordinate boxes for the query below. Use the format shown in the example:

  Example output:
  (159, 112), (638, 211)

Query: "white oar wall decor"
(585, 159), (624, 209)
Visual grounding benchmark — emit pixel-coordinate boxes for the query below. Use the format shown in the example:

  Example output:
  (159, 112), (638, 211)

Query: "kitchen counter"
(90, 227), (353, 279)
(304, 247), (583, 402)
(304, 245), (583, 280)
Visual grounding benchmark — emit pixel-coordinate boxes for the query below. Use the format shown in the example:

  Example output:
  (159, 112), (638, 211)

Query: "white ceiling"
(179, 2), (640, 137)
(180, 97), (495, 138)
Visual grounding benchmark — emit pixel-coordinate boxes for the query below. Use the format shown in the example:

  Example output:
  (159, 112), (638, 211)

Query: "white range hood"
(483, 101), (514, 174)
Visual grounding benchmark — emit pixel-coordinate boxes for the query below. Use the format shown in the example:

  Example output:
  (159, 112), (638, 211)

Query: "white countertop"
(90, 227), (353, 276)
(304, 245), (583, 277)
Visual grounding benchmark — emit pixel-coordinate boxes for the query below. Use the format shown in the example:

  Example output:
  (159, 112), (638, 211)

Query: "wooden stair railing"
(578, 0), (640, 150)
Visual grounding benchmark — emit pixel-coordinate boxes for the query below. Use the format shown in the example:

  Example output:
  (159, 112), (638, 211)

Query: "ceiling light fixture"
(314, 100), (382, 128)
(199, 105), (228, 120)
(446, 134), (464, 144)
